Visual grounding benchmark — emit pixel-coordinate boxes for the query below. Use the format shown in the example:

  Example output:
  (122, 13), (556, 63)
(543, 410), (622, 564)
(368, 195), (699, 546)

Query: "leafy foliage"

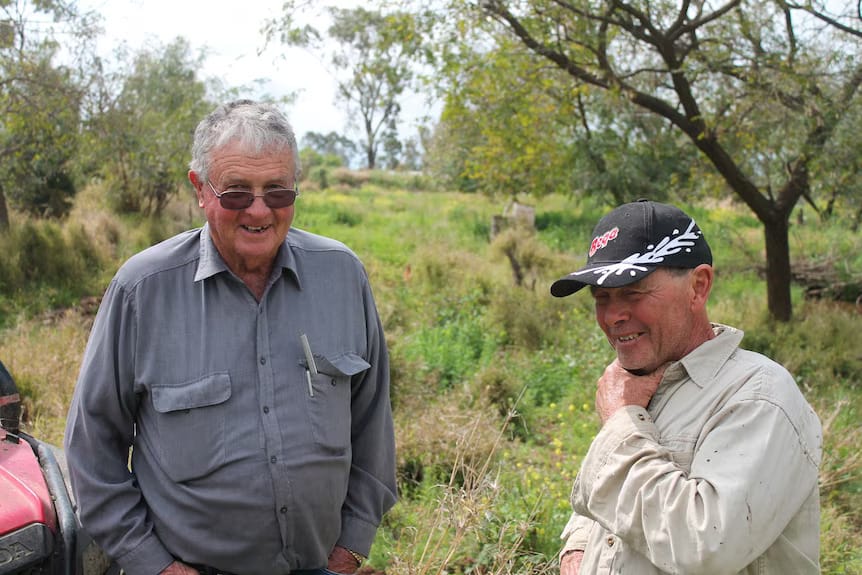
(0, 218), (105, 323)
(426, 34), (697, 203)
(268, 5), (427, 169)
(80, 38), (213, 215)
(301, 130), (358, 169)
(0, 0), (96, 223)
(416, 0), (862, 321)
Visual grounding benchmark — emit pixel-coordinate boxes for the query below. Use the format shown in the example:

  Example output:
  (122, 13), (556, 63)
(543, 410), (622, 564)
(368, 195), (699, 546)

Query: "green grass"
(1, 182), (860, 573)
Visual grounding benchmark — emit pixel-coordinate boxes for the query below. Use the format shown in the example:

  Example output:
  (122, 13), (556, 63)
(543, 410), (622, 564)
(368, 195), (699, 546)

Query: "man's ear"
(690, 264), (714, 307)
(189, 171), (205, 208)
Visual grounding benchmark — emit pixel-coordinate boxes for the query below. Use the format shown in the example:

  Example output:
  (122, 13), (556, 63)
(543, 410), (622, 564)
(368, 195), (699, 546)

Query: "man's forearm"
(560, 549), (583, 575)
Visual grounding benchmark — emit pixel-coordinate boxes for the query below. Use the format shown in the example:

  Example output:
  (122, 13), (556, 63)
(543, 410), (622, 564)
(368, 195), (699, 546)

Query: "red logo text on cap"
(589, 227), (619, 257)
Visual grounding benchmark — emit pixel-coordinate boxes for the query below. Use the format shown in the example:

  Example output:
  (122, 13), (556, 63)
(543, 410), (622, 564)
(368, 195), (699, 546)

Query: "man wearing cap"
(552, 200), (822, 574)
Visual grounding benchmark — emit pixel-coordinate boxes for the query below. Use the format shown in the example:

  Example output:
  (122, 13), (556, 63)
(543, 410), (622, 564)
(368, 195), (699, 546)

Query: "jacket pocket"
(304, 352), (370, 452)
(151, 372), (231, 482)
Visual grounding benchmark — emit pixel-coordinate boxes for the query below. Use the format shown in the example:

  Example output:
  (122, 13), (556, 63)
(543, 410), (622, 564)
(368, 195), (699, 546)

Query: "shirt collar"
(668, 323), (744, 388)
(194, 223), (301, 288)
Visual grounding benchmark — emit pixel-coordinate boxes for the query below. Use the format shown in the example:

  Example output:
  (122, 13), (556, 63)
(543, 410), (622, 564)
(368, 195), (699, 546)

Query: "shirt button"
(607, 536), (615, 547)
(260, 357), (266, 365)
(270, 456), (277, 464)
(263, 406), (269, 414)
(280, 506), (287, 514)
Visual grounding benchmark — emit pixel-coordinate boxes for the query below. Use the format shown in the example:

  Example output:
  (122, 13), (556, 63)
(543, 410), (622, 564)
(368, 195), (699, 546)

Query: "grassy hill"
(1, 173), (860, 573)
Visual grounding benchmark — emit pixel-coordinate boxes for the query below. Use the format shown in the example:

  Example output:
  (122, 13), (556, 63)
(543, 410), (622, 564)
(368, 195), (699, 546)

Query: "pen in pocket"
(305, 368), (314, 397)
(300, 333), (317, 397)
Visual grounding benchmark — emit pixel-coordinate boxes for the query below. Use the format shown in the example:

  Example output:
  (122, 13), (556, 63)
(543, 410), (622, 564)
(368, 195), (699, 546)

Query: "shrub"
(0, 234), (23, 294)
(820, 502), (862, 573)
(394, 390), (502, 496)
(0, 221), (106, 334)
(0, 309), (91, 445)
(741, 301), (862, 391)
(399, 298), (497, 391)
(490, 224), (556, 289)
(486, 286), (572, 351)
(18, 220), (66, 282)
(330, 168), (371, 188)
(383, 402), (559, 575)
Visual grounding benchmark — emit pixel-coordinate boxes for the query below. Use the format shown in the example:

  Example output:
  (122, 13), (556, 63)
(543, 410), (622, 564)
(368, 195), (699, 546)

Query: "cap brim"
(550, 265), (660, 298)
(550, 276), (589, 297)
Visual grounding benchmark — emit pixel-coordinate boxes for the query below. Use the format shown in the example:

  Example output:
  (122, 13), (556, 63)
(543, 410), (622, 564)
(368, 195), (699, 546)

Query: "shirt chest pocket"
(151, 373), (232, 482)
(661, 435), (697, 472)
(304, 352), (370, 452)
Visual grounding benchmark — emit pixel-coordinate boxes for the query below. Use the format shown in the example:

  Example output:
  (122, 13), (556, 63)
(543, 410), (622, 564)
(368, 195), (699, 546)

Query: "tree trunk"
(762, 214), (793, 322)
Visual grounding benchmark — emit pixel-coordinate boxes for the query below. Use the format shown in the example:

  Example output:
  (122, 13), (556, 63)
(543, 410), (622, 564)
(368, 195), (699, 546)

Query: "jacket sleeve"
(571, 392), (820, 575)
(337, 272), (398, 557)
(63, 279), (174, 575)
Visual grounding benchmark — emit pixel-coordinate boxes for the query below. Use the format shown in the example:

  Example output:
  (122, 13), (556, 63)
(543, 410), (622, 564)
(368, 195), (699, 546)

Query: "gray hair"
(189, 99), (301, 182)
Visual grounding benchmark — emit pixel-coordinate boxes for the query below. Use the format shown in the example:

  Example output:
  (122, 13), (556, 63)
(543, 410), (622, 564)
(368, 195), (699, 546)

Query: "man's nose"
(244, 194), (272, 214)
(600, 299), (630, 326)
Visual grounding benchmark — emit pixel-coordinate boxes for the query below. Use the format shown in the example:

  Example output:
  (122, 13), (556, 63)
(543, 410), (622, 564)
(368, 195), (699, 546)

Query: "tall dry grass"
(385, 395), (558, 575)
(0, 307), (93, 445)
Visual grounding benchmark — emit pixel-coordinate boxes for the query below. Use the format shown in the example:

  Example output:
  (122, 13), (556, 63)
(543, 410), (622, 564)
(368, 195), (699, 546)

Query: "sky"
(78, 0), (435, 145)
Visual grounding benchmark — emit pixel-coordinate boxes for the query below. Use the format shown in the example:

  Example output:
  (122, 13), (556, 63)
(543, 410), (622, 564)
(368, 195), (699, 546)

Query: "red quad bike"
(0, 360), (115, 575)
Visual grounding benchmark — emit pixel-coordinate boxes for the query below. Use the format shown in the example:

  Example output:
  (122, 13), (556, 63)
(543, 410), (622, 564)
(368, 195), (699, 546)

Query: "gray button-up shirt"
(64, 225), (397, 575)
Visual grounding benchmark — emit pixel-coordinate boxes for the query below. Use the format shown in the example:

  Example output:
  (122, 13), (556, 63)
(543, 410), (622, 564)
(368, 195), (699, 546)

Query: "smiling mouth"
(616, 333), (641, 343)
(241, 225), (271, 233)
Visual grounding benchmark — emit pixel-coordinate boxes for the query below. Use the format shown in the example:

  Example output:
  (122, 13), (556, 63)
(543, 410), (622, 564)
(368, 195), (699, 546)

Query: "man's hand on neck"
(595, 359), (668, 424)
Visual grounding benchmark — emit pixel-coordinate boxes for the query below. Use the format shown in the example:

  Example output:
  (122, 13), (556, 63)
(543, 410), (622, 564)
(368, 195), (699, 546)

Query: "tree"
(426, 33), (696, 201)
(81, 38), (213, 216)
(421, 0), (862, 321)
(301, 130), (358, 167)
(267, 5), (426, 169)
(299, 130), (357, 189)
(0, 0), (96, 227)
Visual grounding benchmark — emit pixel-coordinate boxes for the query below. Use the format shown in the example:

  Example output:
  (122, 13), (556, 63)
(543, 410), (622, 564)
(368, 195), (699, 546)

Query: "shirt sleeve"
(63, 279), (175, 575)
(571, 395), (820, 574)
(336, 273), (398, 557)
(560, 511), (594, 556)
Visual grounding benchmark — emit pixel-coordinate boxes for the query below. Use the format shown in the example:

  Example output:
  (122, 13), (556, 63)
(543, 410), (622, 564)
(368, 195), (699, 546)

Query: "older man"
(64, 100), (397, 575)
(551, 200), (821, 574)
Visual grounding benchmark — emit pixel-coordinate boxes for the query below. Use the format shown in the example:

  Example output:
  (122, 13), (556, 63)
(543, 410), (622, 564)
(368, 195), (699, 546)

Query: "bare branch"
(783, 0), (862, 39)
(670, 0), (744, 40)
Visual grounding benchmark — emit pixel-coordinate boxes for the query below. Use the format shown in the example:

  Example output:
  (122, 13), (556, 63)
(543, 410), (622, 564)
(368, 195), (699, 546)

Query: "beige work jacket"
(561, 324), (822, 574)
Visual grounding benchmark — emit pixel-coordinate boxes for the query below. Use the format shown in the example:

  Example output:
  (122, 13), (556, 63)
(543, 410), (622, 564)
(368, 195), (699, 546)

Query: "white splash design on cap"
(572, 219), (702, 285)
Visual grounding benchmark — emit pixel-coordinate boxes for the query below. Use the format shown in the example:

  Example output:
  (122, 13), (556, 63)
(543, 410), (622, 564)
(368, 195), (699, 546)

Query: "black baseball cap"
(550, 200), (712, 297)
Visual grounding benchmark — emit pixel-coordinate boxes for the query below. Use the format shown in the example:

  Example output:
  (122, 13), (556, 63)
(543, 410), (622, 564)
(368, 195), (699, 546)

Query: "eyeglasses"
(207, 181), (299, 210)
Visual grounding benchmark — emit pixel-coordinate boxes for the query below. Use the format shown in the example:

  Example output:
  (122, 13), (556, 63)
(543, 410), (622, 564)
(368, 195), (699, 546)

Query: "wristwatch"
(346, 548), (366, 565)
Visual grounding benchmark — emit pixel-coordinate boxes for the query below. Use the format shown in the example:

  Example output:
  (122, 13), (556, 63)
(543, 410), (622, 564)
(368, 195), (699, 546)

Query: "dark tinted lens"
(262, 189), (297, 208)
(219, 191), (255, 210)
